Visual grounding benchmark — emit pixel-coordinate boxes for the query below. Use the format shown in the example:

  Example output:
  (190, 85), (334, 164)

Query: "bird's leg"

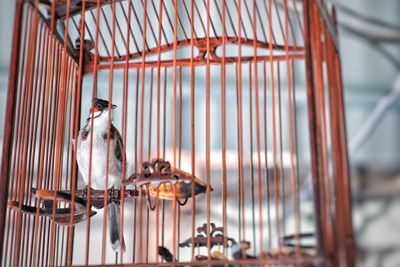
(82, 185), (89, 197)
(82, 185), (93, 199)
(109, 186), (114, 205)
(109, 186), (120, 205)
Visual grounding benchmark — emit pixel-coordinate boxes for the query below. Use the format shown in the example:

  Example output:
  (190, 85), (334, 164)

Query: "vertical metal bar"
(303, 0), (325, 262)
(65, 62), (77, 266)
(67, 0), (86, 264)
(120, 0), (132, 263)
(172, 0), (178, 179)
(177, 66), (183, 260)
(236, 0), (246, 243)
(86, 0), (103, 263)
(161, 66), (168, 250)
(0, 0), (24, 261)
(172, 0), (179, 262)
(29, 23), (49, 267)
(156, 0), (164, 160)
(46, 44), (63, 267)
(312, 4), (336, 262)
(14, 9), (40, 262)
(138, 0), (148, 262)
(155, 0), (164, 261)
(326, 8), (355, 266)
(50, 0), (71, 261)
(33, 4), (57, 263)
(252, 0), (264, 253)
(220, 0), (228, 258)
(282, 0), (301, 257)
(57, 59), (73, 266)
(101, 0), (118, 262)
(277, 61), (286, 242)
(132, 68), (140, 262)
(205, 0), (212, 263)
(249, 61), (257, 254)
(267, 0), (281, 252)
(22, 22), (45, 267)
(4, 7), (30, 266)
(146, 68), (154, 263)
(64, 61), (77, 266)
(32, 4), (57, 262)
(189, 0), (196, 261)
(290, 59), (302, 255)
(13, 1), (41, 265)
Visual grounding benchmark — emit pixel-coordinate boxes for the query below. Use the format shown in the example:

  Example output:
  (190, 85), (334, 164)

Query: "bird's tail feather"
(107, 202), (126, 253)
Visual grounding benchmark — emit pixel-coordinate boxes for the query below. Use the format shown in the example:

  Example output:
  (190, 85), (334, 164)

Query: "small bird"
(76, 98), (125, 253)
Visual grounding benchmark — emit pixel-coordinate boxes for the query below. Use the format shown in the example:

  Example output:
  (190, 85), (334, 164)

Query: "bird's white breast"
(77, 113), (121, 189)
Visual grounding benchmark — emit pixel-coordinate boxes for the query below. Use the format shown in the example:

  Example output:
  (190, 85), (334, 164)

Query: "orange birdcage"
(0, 0), (354, 266)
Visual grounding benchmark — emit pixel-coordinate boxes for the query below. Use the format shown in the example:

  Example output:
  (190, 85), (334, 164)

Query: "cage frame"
(1, 0), (355, 266)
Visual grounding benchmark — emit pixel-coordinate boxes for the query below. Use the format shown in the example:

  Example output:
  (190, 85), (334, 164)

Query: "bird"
(76, 97), (125, 253)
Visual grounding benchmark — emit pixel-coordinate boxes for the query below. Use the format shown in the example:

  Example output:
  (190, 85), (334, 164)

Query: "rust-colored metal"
(303, 0), (324, 262)
(205, 0), (212, 262)
(87, 36), (302, 64)
(189, 0), (196, 261)
(85, 53), (304, 72)
(303, 0), (355, 265)
(0, 0), (24, 262)
(2, 0), (354, 266)
(267, 0), (282, 258)
(220, 0), (228, 259)
(325, 7), (355, 266)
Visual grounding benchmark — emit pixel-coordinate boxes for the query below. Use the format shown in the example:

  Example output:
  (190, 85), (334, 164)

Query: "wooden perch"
(7, 188), (141, 225)
(7, 159), (211, 224)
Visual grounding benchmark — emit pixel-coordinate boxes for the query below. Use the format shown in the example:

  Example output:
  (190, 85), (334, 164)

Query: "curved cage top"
(36, 0), (305, 68)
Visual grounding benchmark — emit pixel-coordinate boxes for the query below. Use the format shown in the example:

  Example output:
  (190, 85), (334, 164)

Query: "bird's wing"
(111, 124), (124, 164)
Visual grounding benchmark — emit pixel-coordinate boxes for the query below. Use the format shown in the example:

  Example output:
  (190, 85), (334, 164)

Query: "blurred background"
(1, 0), (400, 266)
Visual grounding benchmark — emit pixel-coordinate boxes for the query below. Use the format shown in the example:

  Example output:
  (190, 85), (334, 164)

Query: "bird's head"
(89, 98), (117, 119)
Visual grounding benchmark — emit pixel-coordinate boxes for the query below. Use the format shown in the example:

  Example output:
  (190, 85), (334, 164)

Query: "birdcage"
(1, 0), (354, 266)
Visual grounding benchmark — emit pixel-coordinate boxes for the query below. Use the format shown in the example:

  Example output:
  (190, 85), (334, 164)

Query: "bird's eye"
(96, 104), (102, 109)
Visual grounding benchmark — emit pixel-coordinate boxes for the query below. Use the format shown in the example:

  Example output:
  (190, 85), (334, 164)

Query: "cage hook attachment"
(179, 223), (236, 249)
